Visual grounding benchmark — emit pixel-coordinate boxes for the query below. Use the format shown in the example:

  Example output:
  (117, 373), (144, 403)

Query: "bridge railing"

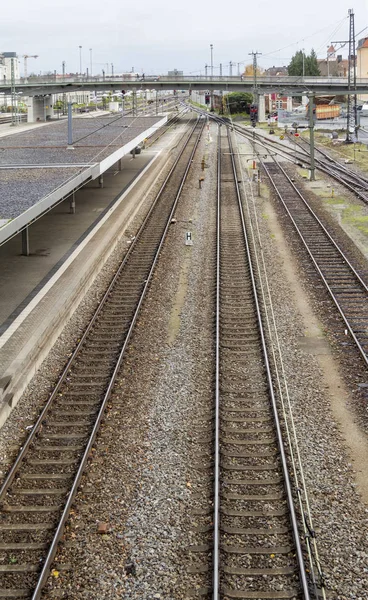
(2, 75), (368, 87)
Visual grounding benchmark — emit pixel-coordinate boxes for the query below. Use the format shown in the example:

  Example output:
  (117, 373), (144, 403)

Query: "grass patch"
(324, 197), (346, 205)
(342, 205), (368, 234)
(305, 131), (368, 171)
(297, 167), (310, 179)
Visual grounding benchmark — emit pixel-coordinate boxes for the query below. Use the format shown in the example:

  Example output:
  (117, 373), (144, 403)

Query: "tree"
(288, 49), (320, 76)
(305, 49), (320, 76)
(243, 64), (263, 77)
(225, 92), (253, 114)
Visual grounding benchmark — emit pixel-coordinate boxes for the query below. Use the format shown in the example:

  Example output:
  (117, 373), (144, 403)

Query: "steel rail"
(31, 117), (205, 599)
(260, 157), (368, 367)
(213, 123), (221, 600)
(225, 127), (311, 599)
(0, 116), (200, 503)
(188, 103), (368, 206)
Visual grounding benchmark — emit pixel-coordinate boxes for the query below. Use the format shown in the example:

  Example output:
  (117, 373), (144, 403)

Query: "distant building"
(357, 37), (368, 101)
(317, 46), (349, 77)
(168, 69), (183, 77)
(265, 93), (292, 112)
(0, 52), (21, 111)
(1, 52), (20, 79)
(264, 66), (288, 77)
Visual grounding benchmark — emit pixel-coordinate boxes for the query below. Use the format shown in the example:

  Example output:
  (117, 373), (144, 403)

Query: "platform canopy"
(0, 115), (166, 246)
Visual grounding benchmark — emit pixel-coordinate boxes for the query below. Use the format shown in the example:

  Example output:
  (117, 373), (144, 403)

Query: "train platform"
(0, 111), (188, 426)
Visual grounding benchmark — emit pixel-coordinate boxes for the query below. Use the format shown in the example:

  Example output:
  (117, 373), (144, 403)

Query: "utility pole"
(332, 8), (357, 142)
(308, 94), (316, 181)
(79, 46), (82, 76)
(219, 63), (223, 113)
(205, 64), (208, 77)
(111, 63), (114, 77)
(249, 50), (262, 123)
(347, 9), (357, 142)
(210, 44), (214, 111)
(62, 61), (66, 114)
(229, 61), (234, 76)
(11, 58), (16, 126)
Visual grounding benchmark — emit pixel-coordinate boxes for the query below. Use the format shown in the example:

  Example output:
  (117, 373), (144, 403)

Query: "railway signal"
(250, 104), (258, 127)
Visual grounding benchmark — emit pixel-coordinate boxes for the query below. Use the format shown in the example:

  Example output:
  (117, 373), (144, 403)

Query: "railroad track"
(188, 106), (368, 365)
(188, 125), (320, 599)
(261, 157), (368, 366)
(187, 103), (368, 206)
(0, 116), (205, 599)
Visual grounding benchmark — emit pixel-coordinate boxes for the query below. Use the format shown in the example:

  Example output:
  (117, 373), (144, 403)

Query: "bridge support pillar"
(286, 96), (293, 111)
(26, 96), (54, 123)
(258, 94), (266, 122)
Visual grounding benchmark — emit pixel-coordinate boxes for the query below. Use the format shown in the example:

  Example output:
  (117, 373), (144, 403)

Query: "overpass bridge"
(1, 75), (368, 97)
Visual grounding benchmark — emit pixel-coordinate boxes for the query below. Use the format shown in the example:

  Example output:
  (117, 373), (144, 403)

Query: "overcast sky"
(1, 1), (366, 75)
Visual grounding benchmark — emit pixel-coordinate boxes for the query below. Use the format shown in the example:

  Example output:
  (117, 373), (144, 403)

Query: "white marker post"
(185, 232), (193, 246)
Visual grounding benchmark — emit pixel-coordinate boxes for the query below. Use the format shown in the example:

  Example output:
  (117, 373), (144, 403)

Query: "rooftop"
(0, 114), (165, 244)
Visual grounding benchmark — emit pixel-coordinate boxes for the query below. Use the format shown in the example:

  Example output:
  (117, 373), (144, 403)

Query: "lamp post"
(79, 46), (82, 76)
(89, 48), (92, 76)
(302, 49), (305, 78)
(210, 43), (214, 111)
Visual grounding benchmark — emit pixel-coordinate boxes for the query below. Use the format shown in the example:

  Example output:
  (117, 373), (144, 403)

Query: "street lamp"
(89, 48), (92, 76)
(210, 44), (214, 111)
(79, 46), (82, 76)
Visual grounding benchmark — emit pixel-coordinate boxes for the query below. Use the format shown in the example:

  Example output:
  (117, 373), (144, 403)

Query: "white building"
(1, 52), (20, 80)
(0, 52), (21, 111)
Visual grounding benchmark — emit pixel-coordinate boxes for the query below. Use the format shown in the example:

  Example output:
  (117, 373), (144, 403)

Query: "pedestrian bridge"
(1, 75), (368, 96)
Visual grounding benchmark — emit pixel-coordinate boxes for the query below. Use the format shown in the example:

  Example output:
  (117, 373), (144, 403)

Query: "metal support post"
(10, 58), (16, 126)
(118, 158), (122, 171)
(210, 44), (214, 111)
(308, 95), (316, 181)
(67, 103), (74, 148)
(69, 192), (76, 214)
(21, 227), (30, 256)
(99, 175), (104, 188)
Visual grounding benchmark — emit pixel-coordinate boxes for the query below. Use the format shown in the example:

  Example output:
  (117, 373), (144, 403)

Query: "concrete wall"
(27, 95), (54, 122)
